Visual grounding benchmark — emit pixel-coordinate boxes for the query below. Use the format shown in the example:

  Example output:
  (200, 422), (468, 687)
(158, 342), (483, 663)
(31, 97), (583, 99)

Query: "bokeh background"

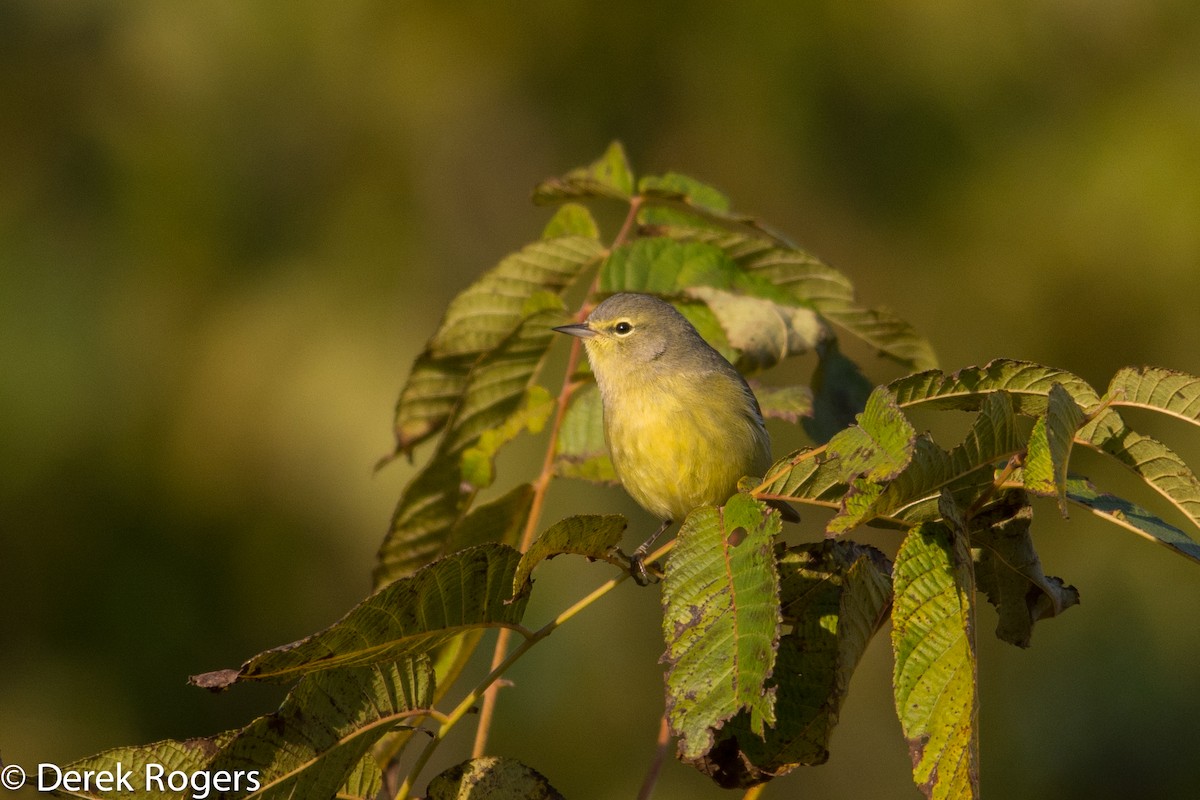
(3, 2), (1199, 798)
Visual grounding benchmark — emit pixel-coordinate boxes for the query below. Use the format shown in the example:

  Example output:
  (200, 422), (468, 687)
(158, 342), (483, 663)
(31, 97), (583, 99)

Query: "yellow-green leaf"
(1106, 366), (1200, 427)
(892, 520), (979, 800)
(192, 545), (527, 688)
(1023, 383), (1087, 515)
(511, 514), (627, 600)
(532, 140), (634, 204)
(662, 494), (782, 760)
(553, 384), (617, 484)
(541, 202), (599, 240)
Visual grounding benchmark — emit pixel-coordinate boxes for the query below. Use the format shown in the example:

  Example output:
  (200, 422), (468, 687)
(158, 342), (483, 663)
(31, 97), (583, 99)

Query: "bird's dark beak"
(553, 322), (597, 339)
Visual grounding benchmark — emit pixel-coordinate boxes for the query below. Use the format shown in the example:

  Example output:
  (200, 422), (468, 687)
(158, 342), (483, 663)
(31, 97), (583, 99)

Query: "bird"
(553, 292), (797, 583)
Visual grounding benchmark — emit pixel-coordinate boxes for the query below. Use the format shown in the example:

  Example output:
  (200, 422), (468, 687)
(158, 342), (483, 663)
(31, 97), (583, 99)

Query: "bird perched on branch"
(554, 292), (797, 582)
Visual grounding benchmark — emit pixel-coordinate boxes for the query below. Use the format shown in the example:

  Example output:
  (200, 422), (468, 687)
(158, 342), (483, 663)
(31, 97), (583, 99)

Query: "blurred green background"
(3, 2), (1199, 798)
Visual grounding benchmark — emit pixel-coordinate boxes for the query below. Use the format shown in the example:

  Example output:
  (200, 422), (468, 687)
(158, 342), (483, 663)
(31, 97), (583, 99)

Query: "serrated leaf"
(553, 384), (617, 484)
(889, 359), (1101, 416)
(54, 736), (234, 800)
(969, 492), (1079, 648)
(662, 494), (782, 760)
(695, 541), (893, 788)
(460, 385), (555, 489)
(683, 286), (828, 372)
(826, 386), (916, 484)
(426, 757), (565, 800)
(682, 231), (936, 370)
(637, 172), (731, 231)
(338, 755), (383, 799)
(878, 393), (1022, 523)
(445, 483), (534, 553)
(192, 545), (527, 689)
(1061, 475), (1200, 564)
(755, 448), (847, 508)
(804, 340), (874, 444)
(511, 514), (627, 600)
(752, 383), (814, 424)
(202, 658), (434, 799)
(541, 202), (599, 240)
(1106, 366), (1200, 427)
(891, 520), (979, 800)
(382, 237), (602, 461)
(377, 300), (564, 586)
(1079, 407), (1200, 538)
(532, 141), (634, 203)
(1023, 383), (1087, 515)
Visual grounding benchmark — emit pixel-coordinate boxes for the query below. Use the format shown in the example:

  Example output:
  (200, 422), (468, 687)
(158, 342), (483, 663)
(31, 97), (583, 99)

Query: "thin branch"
(636, 714), (672, 800)
(470, 194), (644, 759)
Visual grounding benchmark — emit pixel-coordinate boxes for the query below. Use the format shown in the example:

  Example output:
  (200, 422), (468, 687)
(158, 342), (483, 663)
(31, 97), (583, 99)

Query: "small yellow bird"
(554, 292), (797, 582)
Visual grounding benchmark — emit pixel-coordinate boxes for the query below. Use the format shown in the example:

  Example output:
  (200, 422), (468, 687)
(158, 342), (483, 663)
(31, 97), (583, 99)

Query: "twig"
(636, 714), (672, 800)
(470, 193), (646, 759)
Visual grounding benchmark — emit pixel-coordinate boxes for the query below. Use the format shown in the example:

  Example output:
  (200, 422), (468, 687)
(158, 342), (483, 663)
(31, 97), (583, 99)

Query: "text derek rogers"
(38, 762), (261, 798)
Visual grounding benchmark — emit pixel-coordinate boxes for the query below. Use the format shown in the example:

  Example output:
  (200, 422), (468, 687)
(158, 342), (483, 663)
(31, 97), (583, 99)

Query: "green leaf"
(54, 736), (234, 800)
(891, 519), (979, 800)
(203, 658), (434, 799)
(662, 494), (783, 760)
(752, 383), (814, 424)
(445, 483), (534, 553)
(637, 172), (731, 229)
(1023, 383), (1087, 515)
(878, 392), (1022, 524)
(337, 756), (383, 800)
(376, 299), (564, 586)
(755, 448), (847, 508)
(191, 545), (527, 689)
(683, 285), (827, 372)
(382, 237), (602, 460)
(1061, 475), (1200, 564)
(969, 492), (1079, 647)
(511, 514), (627, 600)
(826, 386), (916, 484)
(1106, 366), (1200, 427)
(460, 385), (555, 489)
(889, 359), (1101, 416)
(426, 757), (565, 800)
(713, 232), (937, 370)
(552, 384), (617, 484)
(803, 339), (874, 444)
(541, 202), (599, 240)
(1079, 408), (1200, 536)
(600, 237), (737, 295)
(695, 541), (893, 788)
(532, 140), (634, 203)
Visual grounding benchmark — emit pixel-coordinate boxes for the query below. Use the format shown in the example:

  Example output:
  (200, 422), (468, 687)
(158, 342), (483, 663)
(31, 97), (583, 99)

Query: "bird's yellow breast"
(599, 369), (770, 522)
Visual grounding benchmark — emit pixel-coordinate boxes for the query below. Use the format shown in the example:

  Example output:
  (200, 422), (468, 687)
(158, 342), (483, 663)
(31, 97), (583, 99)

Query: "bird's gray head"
(552, 293), (711, 368)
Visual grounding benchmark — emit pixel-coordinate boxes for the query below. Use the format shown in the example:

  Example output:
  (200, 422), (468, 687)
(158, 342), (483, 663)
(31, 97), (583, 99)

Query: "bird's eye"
(613, 321), (634, 335)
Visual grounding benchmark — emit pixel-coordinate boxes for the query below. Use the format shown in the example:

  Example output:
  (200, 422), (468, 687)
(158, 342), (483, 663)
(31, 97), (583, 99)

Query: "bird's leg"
(627, 518), (672, 586)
